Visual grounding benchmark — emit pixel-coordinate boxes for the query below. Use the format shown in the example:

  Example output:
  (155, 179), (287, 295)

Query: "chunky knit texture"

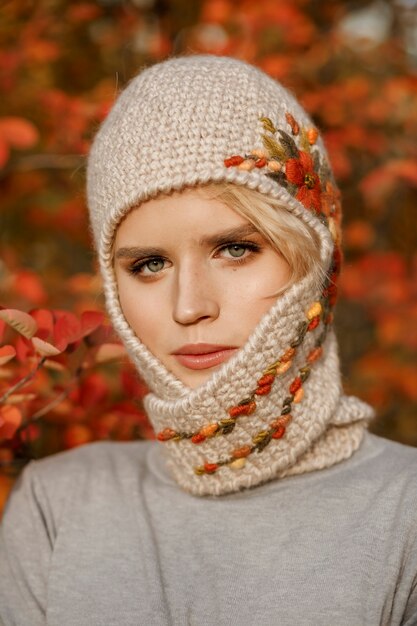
(87, 55), (373, 496)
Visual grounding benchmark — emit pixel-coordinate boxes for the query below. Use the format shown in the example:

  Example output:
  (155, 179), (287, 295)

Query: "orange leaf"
(43, 359), (67, 372)
(0, 309), (37, 339)
(63, 424), (92, 449)
(31, 336), (63, 357)
(13, 271), (47, 305)
(94, 343), (126, 363)
(0, 138), (9, 168)
(201, 0), (232, 23)
(0, 474), (15, 517)
(6, 393), (36, 404)
(344, 221), (375, 250)
(0, 345), (16, 366)
(360, 160), (417, 204)
(0, 117), (39, 149)
(67, 3), (101, 21)
(0, 405), (22, 440)
(27, 40), (60, 63)
(259, 55), (293, 81)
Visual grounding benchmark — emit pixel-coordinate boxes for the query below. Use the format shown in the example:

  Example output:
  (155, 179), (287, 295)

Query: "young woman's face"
(114, 188), (291, 388)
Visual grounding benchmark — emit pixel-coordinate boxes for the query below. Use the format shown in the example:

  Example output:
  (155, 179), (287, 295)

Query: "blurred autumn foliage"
(1, 0), (417, 509)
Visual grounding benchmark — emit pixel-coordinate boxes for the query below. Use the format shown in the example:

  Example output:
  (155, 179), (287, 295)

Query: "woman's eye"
(219, 242), (260, 260)
(145, 259), (165, 272)
(131, 258), (166, 276)
(225, 244), (247, 258)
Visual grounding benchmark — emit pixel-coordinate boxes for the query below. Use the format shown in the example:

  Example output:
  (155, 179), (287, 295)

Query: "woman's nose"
(172, 264), (220, 325)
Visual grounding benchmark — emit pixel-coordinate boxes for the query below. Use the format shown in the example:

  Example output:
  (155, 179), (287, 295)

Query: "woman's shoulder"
(330, 431), (417, 511)
(30, 438), (154, 483)
(8, 440), (155, 520)
(361, 431), (417, 471)
(275, 431), (417, 515)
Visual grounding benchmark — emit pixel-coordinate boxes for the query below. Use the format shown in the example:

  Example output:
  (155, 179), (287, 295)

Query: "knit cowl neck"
(106, 258), (373, 497)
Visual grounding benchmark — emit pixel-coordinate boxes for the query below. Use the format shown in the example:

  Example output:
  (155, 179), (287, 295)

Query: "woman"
(1, 55), (417, 625)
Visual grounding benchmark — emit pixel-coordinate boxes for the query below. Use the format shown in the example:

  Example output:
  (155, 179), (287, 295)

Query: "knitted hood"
(87, 55), (373, 496)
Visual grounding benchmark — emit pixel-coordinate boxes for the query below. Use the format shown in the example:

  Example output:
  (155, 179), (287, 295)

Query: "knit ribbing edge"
(160, 396), (372, 497)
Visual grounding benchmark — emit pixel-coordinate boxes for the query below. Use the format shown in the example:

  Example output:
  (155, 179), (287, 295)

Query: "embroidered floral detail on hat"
(285, 151), (321, 212)
(224, 112), (342, 243)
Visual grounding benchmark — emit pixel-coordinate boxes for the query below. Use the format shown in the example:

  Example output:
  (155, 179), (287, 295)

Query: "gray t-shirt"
(1, 432), (417, 626)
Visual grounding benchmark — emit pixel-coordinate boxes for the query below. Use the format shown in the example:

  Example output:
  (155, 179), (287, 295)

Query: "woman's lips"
(172, 344), (238, 370)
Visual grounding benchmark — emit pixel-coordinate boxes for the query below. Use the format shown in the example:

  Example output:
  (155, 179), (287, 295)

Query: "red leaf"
(30, 308), (55, 337)
(0, 405), (22, 440)
(53, 311), (81, 349)
(0, 319), (6, 343)
(80, 311), (104, 338)
(121, 367), (149, 398)
(79, 372), (109, 409)
(20, 422), (40, 444)
(85, 324), (118, 347)
(15, 335), (34, 362)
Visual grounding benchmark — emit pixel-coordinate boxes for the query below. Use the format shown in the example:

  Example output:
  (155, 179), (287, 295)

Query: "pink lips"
(172, 343), (238, 370)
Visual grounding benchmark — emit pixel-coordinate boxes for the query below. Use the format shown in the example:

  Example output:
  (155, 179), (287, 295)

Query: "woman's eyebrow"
(115, 246), (166, 260)
(115, 225), (260, 259)
(200, 224), (259, 247)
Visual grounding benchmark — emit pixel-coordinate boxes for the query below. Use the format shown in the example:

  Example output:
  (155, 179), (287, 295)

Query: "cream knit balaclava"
(87, 55), (373, 497)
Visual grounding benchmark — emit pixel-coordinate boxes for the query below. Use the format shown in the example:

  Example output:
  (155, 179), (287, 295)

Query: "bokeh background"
(1, 0), (417, 507)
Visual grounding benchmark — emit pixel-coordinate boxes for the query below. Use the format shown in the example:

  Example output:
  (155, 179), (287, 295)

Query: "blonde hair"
(197, 183), (325, 294)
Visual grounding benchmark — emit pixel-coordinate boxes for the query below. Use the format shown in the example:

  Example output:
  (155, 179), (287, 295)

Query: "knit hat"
(87, 55), (373, 496)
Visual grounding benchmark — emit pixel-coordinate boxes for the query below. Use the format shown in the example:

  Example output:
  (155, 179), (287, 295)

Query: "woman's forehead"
(114, 188), (255, 244)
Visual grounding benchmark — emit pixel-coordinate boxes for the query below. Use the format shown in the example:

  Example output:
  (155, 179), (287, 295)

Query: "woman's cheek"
(122, 280), (170, 345)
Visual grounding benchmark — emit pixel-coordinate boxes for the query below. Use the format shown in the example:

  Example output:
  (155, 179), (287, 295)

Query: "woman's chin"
(172, 364), (223, 389)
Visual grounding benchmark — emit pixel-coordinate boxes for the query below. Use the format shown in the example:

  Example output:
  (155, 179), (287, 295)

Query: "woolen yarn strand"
(87, 55), (373, 496)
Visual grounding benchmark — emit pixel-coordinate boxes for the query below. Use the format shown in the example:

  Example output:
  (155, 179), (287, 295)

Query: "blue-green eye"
(145, 259), (165, 273)
(217, 241), (261, 262)
(225, 245), (246, 258)
(129, 257), (166, 276)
